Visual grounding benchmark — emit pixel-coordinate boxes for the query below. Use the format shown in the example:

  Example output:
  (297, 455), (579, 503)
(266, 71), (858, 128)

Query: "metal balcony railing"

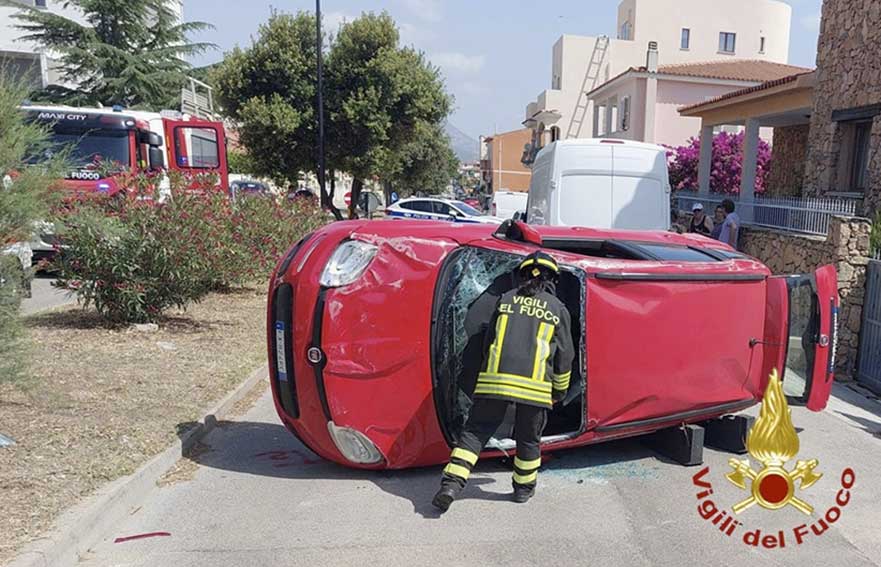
(673, 192), (860, 236)
(180, 77), (216, 120)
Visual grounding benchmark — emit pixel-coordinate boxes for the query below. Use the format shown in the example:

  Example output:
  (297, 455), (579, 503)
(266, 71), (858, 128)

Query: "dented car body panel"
(267, 220), (838, 469)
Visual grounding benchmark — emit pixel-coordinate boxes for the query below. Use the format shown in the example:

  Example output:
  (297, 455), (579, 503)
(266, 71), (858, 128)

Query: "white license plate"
(274, 322), (288, 380)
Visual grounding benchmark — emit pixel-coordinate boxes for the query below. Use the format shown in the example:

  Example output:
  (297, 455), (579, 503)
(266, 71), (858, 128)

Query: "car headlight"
(319, 240), (377, 288)
(327, 422), (384, 464)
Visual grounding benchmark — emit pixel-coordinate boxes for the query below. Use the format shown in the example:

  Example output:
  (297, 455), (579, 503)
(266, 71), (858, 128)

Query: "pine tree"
(11, 0), (214, 109)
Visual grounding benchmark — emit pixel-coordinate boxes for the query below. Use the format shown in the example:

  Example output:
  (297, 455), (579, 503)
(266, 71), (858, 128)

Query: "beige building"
(481, 129), (532, 193)
(524, 0), (792, 161)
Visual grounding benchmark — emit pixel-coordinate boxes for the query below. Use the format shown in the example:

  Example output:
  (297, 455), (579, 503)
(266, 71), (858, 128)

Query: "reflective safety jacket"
(474, 286), (575, 408)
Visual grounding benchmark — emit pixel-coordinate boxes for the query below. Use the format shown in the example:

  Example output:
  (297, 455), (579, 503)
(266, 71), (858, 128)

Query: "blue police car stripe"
(387, 208), (486, 223)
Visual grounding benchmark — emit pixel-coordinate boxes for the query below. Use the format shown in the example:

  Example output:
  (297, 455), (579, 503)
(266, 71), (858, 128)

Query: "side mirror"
(449, 209), (461, 218)
(139, 131), (163, 147)
(148, 146), (165, 170)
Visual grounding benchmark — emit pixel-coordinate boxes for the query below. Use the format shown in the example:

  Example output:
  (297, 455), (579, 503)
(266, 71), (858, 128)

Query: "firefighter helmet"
(517, 251), (559, 280)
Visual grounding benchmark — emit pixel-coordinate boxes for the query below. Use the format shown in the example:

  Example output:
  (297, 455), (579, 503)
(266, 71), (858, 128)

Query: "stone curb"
(7, 365), (269, 567)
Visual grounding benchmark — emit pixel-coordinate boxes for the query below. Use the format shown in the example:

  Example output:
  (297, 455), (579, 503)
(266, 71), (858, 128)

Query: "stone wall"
(740, 217), (872, 378)
(767, 125), (809, 197)
(803, 0), (881, 216)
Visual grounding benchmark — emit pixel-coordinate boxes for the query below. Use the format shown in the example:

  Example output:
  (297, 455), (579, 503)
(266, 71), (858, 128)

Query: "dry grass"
(154, 380), (268, 489)
(0, 286), (268, 563)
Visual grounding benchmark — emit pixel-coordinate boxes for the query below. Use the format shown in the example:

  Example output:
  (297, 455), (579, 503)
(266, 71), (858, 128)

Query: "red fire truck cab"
(23, 104), (229, 198)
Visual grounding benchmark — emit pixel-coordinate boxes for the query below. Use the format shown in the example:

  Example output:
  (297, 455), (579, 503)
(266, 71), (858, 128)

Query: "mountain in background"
(444, 122), (479, 163)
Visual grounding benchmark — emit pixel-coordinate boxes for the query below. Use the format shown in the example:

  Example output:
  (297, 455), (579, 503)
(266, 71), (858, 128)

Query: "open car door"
(163, 118), (229, 193)
(762, 265), (839, 411)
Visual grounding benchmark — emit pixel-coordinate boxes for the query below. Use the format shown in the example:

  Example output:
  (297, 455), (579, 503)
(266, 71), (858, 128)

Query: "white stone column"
(643, 75), (658, 143)
(698, 124), (714, 194)
(604, 97), (614, 136)
(592, 102), (601, 137)
(740, 118), (761, 201)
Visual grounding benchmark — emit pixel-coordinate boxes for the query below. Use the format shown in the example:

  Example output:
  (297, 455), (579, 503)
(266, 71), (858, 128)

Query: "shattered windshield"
(434, 247), (520, 434)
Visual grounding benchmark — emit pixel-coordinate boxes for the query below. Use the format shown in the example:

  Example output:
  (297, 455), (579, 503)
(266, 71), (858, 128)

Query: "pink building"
(588, 49), (810, 147)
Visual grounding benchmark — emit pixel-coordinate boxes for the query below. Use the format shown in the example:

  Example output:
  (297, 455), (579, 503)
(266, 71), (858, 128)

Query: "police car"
(386, 197), (502, 224)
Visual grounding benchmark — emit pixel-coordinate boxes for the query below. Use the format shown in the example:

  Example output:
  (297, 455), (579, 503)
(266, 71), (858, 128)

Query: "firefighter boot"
(432, 484), (461, 512)
(512, 484), (535, 503)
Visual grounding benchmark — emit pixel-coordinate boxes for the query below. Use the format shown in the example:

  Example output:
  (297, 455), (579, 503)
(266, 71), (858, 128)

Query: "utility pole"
(315, 0), (327, 207)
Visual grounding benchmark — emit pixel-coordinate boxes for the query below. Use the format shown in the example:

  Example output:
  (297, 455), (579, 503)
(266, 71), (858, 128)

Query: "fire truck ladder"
(566, 35), (610, 140)
(180, 77), (217, 121)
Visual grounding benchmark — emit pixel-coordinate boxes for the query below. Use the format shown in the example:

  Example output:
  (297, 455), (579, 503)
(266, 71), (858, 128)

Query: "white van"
(491, 190), (529, 220)
(526, 139), (671, 230)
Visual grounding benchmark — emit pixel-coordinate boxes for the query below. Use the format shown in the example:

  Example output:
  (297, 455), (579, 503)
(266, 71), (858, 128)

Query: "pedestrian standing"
(432, 252), (575, 512)
(719, 199), (740, 249)
(688, 203), (713, 236)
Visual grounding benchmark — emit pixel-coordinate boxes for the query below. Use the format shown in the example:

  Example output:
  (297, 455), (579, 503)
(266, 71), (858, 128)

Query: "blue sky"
(185, 0), (824, 140)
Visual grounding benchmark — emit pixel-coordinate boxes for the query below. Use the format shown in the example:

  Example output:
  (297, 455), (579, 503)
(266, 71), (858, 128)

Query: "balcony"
(525, 89), (565, 127)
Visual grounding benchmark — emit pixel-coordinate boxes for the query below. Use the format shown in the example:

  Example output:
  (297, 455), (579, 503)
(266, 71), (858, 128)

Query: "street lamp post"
(315, 0), (327, 207)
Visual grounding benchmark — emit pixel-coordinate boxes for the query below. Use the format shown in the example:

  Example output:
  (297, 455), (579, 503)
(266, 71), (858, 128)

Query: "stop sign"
(344, 191), (352, 206)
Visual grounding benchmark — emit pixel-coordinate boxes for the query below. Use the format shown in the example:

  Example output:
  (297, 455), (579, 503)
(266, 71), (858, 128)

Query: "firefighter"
(432, 251), (575, 511)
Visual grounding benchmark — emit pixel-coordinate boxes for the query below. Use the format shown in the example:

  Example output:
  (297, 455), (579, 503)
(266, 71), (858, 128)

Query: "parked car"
(288, 187), (317, 201)
(462, 197), (483, 211)
(386, 197), (502, 224)
(267, 219), (838, 469)
(491, 190), (528, 220)
(527, 139), (671, 230)
(230, 180), (271, 201)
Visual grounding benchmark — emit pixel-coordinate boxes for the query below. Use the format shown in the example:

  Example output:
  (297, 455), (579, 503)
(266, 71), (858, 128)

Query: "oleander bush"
(53, 176), (328, 324)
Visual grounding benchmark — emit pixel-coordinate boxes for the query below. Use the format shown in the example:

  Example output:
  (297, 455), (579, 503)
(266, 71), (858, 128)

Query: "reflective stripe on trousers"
(439, 399), (547, 491)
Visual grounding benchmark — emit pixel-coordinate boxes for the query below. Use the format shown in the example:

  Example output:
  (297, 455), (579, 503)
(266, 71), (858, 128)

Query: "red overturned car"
(267, 219), (838, 469)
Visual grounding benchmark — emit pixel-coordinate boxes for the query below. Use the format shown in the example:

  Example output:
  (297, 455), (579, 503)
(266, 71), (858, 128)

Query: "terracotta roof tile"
(588, 60), (813, 98)
(656, 59), (812, 82)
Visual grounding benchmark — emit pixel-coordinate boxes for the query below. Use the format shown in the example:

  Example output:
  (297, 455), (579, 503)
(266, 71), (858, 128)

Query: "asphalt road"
(19, 276), (75, 316)
(76, 385), (881, 567)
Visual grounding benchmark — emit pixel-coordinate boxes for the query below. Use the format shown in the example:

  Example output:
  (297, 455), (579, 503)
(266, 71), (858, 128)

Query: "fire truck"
(21, 79), (231, 261)
(22, 104), (229, 198)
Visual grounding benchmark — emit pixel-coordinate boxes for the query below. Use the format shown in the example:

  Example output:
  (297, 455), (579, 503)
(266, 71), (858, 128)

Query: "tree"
(11, 0), (214, 109)
(388, 122), (458, 197)
(212, 12), (325, 206)
(226, 149), (258, 175)
(0, 76), (65, 248)
(667, 131), (772, 194)
(326, 12), (452, 217)
(213, 10), (455, 219)
(0, 73), (65, 383)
